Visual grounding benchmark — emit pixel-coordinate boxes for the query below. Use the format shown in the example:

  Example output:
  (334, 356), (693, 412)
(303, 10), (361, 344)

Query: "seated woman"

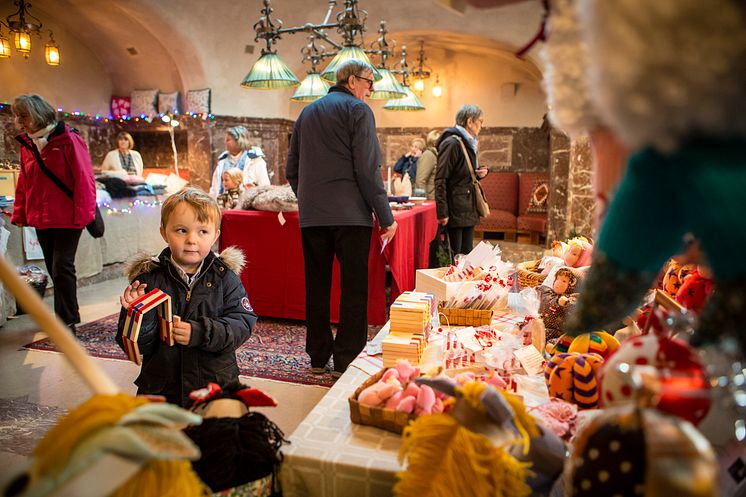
(209, 126), (270, 198)
(392, 138), (425, 196)
(101, 131), (144, 177)
(217, 168), (244, 209)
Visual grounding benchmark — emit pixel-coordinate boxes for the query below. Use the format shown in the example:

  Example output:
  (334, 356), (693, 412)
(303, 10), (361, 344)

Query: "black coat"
(116, 246), (257, 407)
(286, 85), (394, 229)
(434, 127), (480, 228)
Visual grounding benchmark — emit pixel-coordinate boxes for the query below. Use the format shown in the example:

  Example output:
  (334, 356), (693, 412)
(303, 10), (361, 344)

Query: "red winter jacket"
(12, 122), (96, 230)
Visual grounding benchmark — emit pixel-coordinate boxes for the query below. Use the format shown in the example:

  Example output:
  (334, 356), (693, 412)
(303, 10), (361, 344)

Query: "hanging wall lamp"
(1, 0), (60, 65)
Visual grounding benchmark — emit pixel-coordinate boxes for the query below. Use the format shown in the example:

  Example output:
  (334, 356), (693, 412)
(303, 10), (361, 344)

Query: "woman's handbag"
(455, 137), (490, 218)
(17, 137), (105, 238)
(429, 225), (454, 268)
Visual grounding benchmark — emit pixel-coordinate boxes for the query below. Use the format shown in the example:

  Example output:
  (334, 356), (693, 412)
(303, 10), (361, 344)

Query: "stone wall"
(546, 130), (596, 243)
(378, 126), (550, 173)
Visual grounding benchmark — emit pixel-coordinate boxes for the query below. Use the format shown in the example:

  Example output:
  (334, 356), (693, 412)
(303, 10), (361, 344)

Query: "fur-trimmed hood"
(579, 0), (746, 151)
(124, 246), (246, 281)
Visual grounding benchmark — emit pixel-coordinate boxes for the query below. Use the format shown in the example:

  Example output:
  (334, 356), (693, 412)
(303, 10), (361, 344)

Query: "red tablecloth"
(219, 203), (437, 325)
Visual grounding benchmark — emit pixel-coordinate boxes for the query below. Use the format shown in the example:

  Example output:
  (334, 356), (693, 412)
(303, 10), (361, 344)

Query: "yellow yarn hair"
(32, 394), (208, 497)
(395, 414), (531, 497)
(33, 394), (149, 478)
(111, 460), (209, 497)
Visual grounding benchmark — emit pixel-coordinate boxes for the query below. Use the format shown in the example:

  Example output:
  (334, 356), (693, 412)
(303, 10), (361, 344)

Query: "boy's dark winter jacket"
(116, 246), (257, 407)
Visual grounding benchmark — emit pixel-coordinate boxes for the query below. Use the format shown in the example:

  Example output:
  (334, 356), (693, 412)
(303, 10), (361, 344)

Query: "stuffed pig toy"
(562, 0), (746, 355)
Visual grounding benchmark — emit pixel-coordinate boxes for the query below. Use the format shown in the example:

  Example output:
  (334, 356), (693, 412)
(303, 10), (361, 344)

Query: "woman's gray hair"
(336, 58), (375, 85)
(226, 125), (252, 151)
(455, 104), (483, 127)
(12, 94), (57, 131)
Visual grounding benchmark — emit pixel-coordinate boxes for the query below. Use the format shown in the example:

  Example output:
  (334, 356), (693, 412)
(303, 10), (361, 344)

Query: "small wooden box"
(0, 171), (17, 197)
(415, 268), (475, 304)
(437, 303), (494, 327)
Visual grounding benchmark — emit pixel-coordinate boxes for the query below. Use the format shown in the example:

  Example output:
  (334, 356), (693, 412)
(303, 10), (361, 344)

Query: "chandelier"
(0, 0), (60, 66)
(384, 46), (425, 111)
(410, 39), (442, 97)
(243, 0), (416, 105)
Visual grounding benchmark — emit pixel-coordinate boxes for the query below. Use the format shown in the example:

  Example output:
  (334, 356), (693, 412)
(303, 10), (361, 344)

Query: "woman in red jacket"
(11, 94), (97, 332)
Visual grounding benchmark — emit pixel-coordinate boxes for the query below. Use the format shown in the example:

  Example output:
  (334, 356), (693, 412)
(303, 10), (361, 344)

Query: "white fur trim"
(580, 0), (746, 151)
(541, 0), (600, 137)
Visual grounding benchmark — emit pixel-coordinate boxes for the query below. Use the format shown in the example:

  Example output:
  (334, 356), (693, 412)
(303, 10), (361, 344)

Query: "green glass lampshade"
(383, 85), (426, 111)
(320, 46), (381, 83)
(241, 52), (300, 89)
(368, 68), (406, 100)
(291, 72), (331, 102)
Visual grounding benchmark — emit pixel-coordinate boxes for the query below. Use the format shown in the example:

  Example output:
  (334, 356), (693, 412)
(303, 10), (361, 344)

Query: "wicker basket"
(438, 303), (494, 327)
(516, 259), (546, 288)
(348, 368), (416, 434)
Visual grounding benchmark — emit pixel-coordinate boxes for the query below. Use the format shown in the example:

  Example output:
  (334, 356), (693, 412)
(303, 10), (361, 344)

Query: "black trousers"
(35, 228), (83, 326)
(447, 226), (475, 255)
(301, 226), (372, 373)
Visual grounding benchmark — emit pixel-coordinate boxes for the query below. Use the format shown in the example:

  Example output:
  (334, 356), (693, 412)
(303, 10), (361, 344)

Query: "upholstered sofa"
(476, 171), (549, 244)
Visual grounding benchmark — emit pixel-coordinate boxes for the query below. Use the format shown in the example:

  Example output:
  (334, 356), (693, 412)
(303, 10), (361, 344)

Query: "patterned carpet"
(23, 314), (380, 388)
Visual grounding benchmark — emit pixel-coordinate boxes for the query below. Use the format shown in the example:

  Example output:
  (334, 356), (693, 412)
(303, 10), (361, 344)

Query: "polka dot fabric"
(600, 334), (711, 425)
(570, 415), (646, 497)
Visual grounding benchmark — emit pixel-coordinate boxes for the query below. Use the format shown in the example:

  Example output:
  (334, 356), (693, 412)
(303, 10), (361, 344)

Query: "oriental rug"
(23, 314), (380, 388)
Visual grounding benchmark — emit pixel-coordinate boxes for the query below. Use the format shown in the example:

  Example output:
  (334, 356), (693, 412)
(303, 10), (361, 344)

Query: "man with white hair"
(287, 58), (397, 377)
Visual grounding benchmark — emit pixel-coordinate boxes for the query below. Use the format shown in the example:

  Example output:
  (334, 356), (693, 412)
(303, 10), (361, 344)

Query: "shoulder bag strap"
(453, 135), (479, 183)
(15, 135), (74, 200)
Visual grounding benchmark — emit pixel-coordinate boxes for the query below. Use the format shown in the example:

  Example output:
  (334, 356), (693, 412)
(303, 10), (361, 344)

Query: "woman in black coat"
(434, 105), (489, 255)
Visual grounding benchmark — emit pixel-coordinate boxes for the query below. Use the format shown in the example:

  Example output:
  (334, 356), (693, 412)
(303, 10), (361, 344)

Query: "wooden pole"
(0, 255), (119, 395)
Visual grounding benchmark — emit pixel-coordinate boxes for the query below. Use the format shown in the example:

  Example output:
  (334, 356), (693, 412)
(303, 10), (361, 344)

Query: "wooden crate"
(437, 303), (494, 327)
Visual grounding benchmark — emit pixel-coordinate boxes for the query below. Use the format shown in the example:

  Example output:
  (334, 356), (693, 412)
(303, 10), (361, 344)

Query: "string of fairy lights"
(0, 102), (216, 124)
(98, 198), (163, 215)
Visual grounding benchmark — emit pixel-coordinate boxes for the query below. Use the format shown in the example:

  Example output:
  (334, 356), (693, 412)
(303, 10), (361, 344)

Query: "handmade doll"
(539, 236), (593, 276)
(563, 0), (746, 355)
(217, 167), (244, 209)
(538, 267), (579, 341)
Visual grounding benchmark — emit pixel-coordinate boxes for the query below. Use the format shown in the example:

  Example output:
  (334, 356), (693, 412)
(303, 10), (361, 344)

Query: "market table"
(279, 311), (535, 497)
(219, 203), (437, 325)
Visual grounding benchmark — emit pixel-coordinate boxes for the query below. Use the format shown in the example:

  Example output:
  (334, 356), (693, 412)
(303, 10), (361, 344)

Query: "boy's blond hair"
(161, 187), (221, 229)
(222, 167), (244, 189)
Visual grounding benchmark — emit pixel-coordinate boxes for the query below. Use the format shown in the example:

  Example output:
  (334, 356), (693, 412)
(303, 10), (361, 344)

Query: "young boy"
(116, 187), (257, 407)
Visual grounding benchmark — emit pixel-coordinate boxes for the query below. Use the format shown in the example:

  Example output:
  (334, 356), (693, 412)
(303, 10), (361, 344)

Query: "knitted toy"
(183, 381), (288, 495)
(549, 331), (619, 360)
(538, 267), (579, 340)
(395, 378), (566, 497)
(563, 0), (746, 355)
(544, 352), (604, 409)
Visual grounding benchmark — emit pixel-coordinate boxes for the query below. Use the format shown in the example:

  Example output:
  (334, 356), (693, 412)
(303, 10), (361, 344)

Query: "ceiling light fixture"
(1, 0), (60, 65)
(244, 0), (407, 98)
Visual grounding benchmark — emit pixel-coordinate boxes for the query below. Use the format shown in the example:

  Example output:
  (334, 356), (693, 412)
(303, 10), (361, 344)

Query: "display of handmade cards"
(121, 288), (173, 365)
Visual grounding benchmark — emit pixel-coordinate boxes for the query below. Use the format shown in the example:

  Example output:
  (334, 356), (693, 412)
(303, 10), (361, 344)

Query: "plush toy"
(675, 267), (714, 314)
(661, 260), (684, 298)
(544, 352), (604, 409)
(184, 381), (288, 495)
(567, 405), (718, 497)
(540, 237), (594, 276)
(395, 378), (566, 497)
(600, 334), (711, 425)
(568, 0), (746, 352)
(563, 0), (746, 356)
(538, 267), (580, 340)
(550, 331), (619, 360)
